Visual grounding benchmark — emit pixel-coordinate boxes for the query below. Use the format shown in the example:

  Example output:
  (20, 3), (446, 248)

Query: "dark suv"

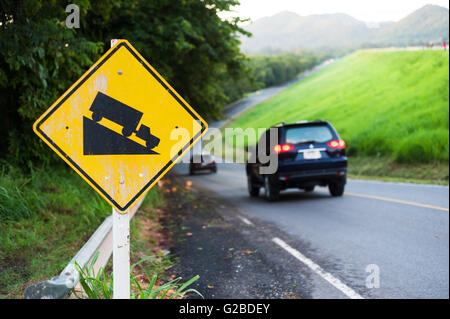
(246, 120), (347, 201)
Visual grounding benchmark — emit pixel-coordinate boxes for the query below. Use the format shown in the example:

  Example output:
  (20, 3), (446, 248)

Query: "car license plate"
(303, 150), (322, 160)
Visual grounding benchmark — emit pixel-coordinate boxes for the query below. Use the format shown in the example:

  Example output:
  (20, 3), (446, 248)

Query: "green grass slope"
(230, 50), (449, 163)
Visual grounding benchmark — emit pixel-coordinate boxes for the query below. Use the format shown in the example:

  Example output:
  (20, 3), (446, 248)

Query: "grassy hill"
(229, 50), (449, 166)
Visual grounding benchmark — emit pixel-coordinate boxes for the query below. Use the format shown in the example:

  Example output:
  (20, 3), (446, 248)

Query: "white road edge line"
(239, 215), (254, 226)
(272, 237), (364, 299)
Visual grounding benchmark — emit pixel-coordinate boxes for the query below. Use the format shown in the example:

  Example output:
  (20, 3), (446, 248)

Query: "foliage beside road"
(230, 50), (449, 165)
(248, 52), (327, 88)
(0, 0), (250, 167)
(0, 163), (166, 298)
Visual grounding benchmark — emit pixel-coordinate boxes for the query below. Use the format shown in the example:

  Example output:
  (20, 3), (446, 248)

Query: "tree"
(0, 0), (250, 166)
(81, 0), (251, 119)
(0, 0), (103, 165)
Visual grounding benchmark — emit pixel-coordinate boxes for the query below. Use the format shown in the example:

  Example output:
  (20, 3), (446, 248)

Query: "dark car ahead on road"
(246, 120), (347, 201)
(189, 152), (217, 175)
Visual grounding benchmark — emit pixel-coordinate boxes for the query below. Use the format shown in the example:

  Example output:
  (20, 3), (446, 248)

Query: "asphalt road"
(172, 162), (448, 298)
(172, 63), (449, 299)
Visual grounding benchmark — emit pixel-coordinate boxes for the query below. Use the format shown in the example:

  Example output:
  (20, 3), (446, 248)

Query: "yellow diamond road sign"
(33, 40), (207, 212)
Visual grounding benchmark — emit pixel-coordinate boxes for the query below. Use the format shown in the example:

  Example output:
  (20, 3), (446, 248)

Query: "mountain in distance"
(240, 5), (449, 54)
(374, 4), (449, 45)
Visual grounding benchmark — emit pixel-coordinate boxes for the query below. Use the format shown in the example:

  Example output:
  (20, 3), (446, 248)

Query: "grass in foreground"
(0, 164), (110, 298)
(0, 163), (167, 298)
(73, 252), (201, 299)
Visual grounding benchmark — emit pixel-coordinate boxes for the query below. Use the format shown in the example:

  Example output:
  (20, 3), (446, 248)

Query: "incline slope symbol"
(83, 116), (159, 155)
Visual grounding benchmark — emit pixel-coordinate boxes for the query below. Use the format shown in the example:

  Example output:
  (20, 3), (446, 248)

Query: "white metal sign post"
(110, 39), (130, 299)
(112, 207), (130, 299)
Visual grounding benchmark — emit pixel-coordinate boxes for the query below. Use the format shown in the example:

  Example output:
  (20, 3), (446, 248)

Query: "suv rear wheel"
(264, 176), (280, 201)
(247, 176), (260, 197)
(329, 182), (344, 197)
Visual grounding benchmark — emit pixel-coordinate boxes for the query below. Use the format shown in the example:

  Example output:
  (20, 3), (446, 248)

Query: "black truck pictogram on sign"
(83, 92), (160, 155)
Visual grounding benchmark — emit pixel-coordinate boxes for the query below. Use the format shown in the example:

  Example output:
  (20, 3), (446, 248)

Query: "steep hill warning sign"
(33, 40), (208, 212)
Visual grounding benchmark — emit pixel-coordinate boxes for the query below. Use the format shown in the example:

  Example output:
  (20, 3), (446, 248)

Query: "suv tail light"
(274, 144), (294, 153)
(327, 139), (346, 149)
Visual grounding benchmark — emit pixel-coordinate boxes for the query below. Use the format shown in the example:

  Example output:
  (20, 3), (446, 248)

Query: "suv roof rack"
(271, 119), (328, 128)
(272, 121), (285, 127)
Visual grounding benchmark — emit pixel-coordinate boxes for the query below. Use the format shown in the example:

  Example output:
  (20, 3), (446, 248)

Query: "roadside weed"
(73, 252), (203, 299)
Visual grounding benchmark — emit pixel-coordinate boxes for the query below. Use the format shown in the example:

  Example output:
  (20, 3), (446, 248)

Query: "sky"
(221, 0), (450, 23)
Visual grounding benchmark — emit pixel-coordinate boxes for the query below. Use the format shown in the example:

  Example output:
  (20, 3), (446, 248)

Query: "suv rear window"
(285, 125), (334, 144)
(201, 155), (212, 162)
(192, 154), (212, 163)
